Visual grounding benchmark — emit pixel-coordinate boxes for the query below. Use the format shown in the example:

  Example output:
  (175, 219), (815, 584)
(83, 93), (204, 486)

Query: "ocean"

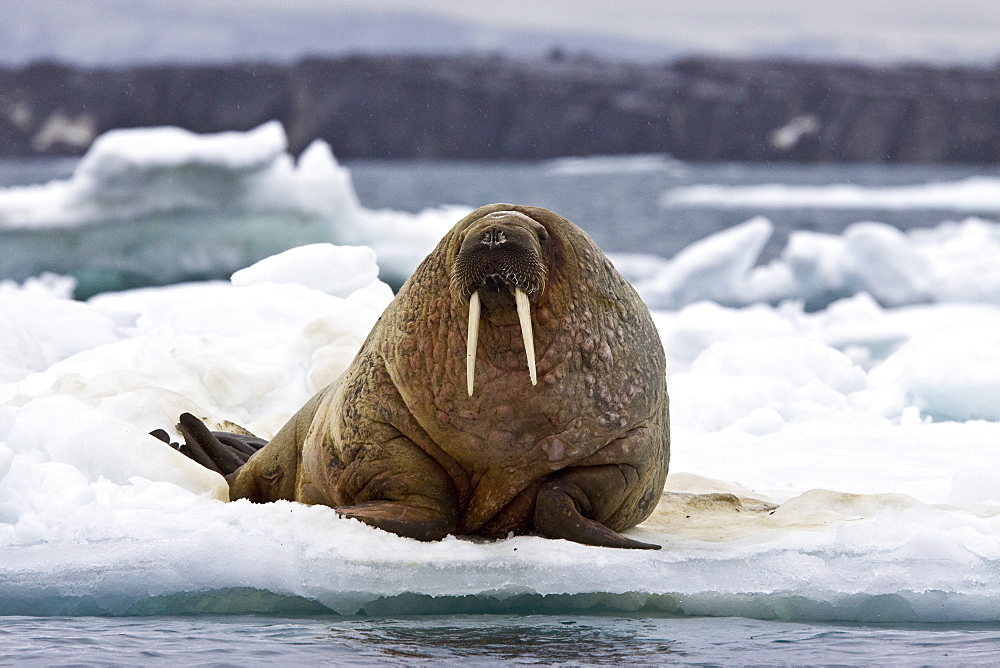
(6, 614), (1000, 664)
(2, 127), (1000, 665)
(348, 155), (999, 263)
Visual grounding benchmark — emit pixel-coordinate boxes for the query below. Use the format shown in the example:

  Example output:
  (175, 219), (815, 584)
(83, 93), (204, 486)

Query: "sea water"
(347, 156), (999, 262)
(3, 130), (1000, 664)
(5, 614), (1000, 664)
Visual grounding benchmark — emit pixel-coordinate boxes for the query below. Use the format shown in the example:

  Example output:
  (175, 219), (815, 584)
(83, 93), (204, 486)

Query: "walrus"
(160, 204), (669, 549)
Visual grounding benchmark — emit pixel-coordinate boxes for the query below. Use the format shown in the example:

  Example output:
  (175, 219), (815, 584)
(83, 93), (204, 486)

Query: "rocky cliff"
(2, 55), (998, 162)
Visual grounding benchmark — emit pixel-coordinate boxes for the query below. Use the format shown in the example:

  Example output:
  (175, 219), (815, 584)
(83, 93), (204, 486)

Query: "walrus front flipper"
(170, 413), (265, 476)
(534, 465), (661, 550)
(327, 434), (460, 541)
(337, 502), (457, 542)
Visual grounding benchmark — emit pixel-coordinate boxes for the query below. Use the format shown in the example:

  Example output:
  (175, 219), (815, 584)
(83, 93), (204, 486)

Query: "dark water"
(0, 156), (78, 187)
(4, 614), (1000, 665)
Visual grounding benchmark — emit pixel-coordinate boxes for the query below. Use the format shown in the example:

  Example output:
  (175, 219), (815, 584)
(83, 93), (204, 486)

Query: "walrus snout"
(453, 211), (548, 396)
(452, 217), (548, 300)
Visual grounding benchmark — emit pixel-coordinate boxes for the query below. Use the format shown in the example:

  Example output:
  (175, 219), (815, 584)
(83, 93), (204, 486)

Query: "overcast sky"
(3, 0), (1000, 67)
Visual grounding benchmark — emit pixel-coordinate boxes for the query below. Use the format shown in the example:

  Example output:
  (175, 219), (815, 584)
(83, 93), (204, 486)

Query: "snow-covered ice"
(2, 239), (1000, 621)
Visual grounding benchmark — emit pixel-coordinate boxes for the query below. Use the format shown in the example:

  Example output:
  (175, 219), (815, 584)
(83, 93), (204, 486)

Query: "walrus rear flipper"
(151, 413), (267, 476)
(534, 465), (662, 550)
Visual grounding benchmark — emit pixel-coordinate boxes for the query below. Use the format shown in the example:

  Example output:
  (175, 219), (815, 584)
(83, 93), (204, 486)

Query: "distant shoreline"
(2, 54), (999, 163)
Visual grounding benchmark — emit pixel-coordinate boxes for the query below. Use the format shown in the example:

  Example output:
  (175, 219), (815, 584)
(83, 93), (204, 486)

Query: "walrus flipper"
(534, 465), (662, 550)
(154, 412), (267, 476)
(337, 501), (457, 542)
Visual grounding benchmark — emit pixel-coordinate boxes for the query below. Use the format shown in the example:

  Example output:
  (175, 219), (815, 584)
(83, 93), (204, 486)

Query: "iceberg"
(0, 122), (468, 297)
(2, 244), (1000, 622)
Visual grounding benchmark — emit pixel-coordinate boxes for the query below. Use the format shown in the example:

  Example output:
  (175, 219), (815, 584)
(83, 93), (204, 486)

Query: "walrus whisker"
(515, 287), (537, 386)
(466, 290), (481, 396)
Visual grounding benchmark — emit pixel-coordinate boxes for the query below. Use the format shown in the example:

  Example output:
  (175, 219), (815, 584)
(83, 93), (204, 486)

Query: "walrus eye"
(537, 230), (548, 243)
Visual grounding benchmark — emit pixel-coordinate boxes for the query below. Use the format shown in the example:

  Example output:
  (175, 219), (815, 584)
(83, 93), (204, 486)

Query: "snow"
(3, 239), (1000, 621)
(1, 123), (1000, 622)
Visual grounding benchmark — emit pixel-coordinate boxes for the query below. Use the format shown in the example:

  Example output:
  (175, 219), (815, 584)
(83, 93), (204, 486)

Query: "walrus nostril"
(480, 229), (508, 246)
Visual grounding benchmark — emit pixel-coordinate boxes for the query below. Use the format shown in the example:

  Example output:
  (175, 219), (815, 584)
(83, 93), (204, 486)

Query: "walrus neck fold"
(466, 287), (537, 396)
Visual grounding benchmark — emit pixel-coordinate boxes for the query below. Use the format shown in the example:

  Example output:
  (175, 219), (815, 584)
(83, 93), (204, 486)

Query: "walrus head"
(451, 210), (550, 396)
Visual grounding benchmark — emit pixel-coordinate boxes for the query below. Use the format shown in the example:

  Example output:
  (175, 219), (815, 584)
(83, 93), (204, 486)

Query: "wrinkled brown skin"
(228, 204), (669, 548)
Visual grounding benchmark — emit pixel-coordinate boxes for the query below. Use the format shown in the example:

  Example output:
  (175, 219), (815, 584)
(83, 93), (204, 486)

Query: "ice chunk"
(868, 326), (1000, 422)
(77, 121), (287, 175)
(782, 222), (933, 308)
(0, 123), (468, 296)
(633, 217), (779, 308)
(0, 285), (120, 384)
(231, 244), (380, 297)
(546, 153), (686, 175)
(635, 216), (1000, 311)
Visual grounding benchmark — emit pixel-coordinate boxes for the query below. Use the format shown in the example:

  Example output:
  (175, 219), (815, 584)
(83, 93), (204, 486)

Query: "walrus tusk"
(466, 288), (536, 396)
(466, 290), (481, 396)
(515, 287), (537, 386)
